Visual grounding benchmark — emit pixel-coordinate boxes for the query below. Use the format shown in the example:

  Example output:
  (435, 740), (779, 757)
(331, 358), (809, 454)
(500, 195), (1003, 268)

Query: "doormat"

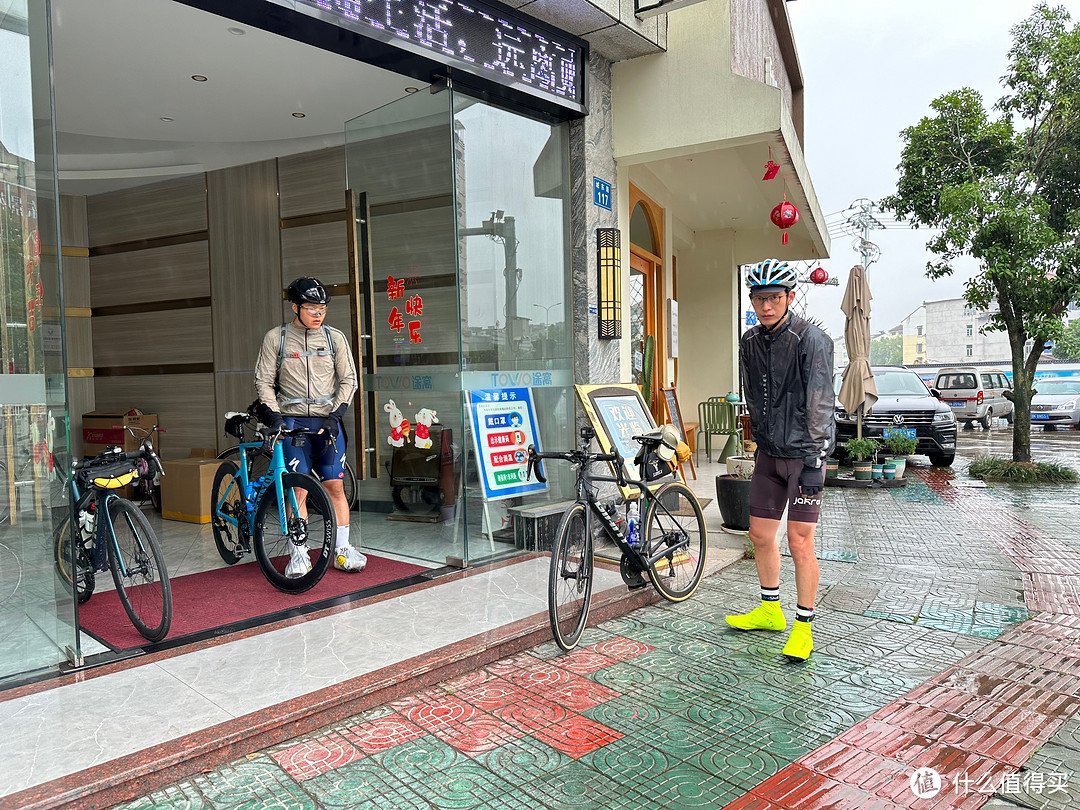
(78, 553), (429, 651)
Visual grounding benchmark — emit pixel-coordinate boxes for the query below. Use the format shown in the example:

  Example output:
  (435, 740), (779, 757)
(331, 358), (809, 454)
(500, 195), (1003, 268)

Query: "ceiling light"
(160, 116), (174, 122)
(292, 112), (306, 118)
(191, 75), (208, 82)
(404, 87), (420, 94)
(227, 27), (245, 35)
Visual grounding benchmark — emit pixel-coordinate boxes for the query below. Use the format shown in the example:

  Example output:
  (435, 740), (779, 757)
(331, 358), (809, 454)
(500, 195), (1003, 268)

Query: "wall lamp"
(597, 228), (621, 340)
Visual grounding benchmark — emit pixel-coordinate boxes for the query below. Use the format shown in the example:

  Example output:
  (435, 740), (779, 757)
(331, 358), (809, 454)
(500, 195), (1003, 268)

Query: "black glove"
(799, 463), (824, 496)
(256, 402), (284, 433)
(321, 404), (348, 441)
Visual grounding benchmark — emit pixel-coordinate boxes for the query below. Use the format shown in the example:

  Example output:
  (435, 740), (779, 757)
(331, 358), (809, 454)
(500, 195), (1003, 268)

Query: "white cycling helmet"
(746, 258), (798, 291)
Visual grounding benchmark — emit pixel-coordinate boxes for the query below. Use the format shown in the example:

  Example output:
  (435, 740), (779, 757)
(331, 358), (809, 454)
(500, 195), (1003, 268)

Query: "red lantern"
(809, 266), (828, 284)
(770, 199), (800, 245)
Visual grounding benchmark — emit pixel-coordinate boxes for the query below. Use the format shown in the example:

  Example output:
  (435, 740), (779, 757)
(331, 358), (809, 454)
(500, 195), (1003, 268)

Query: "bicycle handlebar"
(107, 424), (166, 478)
(526, 445), (626, 486)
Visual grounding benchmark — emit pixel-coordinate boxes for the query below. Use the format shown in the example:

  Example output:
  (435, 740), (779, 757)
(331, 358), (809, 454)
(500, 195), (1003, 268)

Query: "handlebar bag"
(82, 459), (138, 491)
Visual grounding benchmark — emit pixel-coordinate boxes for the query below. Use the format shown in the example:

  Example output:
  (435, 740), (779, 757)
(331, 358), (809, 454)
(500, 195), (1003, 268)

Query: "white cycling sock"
(336, 525), (351, 551)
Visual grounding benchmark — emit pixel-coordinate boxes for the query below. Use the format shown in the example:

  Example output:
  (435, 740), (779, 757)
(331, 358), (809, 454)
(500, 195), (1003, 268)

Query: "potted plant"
(845, 437), (880, 481)
(825, 457), (840, 479)
(882, 434), (918, 479)
(716, 461), (753, 532)
(725, 453), (755, 479)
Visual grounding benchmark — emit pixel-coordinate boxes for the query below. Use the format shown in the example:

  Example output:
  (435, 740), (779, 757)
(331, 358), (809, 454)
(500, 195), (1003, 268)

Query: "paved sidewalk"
(108, 461), (1080, 809)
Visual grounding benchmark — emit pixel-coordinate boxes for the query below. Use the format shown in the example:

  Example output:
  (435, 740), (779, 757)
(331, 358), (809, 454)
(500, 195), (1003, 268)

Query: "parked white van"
(933, 367), (1014, 429)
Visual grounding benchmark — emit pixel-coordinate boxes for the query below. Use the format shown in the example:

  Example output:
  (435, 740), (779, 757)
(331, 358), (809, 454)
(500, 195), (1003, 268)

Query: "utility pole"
(845, 198), (885, 269)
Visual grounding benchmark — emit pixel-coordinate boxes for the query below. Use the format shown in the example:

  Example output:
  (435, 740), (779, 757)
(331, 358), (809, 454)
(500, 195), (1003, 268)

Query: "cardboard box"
(161, 458), (221, 524)
(190, 447), (218, 458)
(83, 410), (159, 458)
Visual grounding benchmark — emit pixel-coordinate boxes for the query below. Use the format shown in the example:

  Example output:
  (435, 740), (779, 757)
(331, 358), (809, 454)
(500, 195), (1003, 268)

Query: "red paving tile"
(454, 677), (534, 711)
(491, 695), (572, 731)
(269, 732), (364, 782)
(505, 661), (578, 692)
(586, 636), (655, 661)
(530, 714), (623, 758)
(403, 694), (481, 733)
(542, 676), (620, 712)
(722, 795), (785, 810)
(554, 647), (616, 675)
(430, 712), (525, 755)
(339, 713), (427, 754)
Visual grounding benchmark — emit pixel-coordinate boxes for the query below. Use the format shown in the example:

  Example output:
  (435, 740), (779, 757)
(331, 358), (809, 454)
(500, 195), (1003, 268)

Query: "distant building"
(900, 305), (928, 365)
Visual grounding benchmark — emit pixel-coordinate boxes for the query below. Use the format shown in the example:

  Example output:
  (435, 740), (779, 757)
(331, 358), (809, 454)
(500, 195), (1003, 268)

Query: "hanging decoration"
(762, 146), (780, 181)
(770, 193), (800, 245)
(809, 266), (829, 284)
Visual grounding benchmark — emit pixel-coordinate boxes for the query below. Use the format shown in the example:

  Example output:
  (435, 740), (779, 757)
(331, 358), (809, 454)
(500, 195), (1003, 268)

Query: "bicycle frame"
(67, 473), (133, 577)
(214, 435), (305, 537)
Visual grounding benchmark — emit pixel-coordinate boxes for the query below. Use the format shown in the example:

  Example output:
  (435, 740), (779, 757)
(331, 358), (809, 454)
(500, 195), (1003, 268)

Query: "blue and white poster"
(468, 387), (547, 501)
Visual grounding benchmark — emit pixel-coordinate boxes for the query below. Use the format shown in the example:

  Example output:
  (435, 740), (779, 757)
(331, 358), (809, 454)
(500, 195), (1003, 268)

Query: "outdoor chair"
(697, 399), (742, 464)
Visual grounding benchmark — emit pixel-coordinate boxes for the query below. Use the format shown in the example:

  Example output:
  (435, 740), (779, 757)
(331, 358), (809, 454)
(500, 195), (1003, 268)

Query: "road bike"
(210, 410), (336, 593)
(53, 433), (172, 641)
(216, 401), (357, 510)
(526, 425), (707, 651)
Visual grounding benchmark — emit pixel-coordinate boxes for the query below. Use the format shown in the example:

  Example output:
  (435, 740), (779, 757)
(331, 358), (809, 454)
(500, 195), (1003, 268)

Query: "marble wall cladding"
(570, 52), (621, 387)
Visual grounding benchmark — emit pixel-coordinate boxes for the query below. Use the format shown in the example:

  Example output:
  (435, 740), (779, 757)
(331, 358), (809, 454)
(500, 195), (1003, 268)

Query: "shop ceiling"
(51, 0), (416, 196)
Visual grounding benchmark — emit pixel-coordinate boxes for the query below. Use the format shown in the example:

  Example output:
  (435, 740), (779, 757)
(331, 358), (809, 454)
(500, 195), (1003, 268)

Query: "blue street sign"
(746, 310), (758, 326)
(593, 177), (612, 210)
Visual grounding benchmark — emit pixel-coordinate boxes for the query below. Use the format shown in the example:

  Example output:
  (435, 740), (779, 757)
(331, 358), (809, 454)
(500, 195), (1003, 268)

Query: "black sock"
(795, 604), (815, 623)
(761, 586), (780, 603)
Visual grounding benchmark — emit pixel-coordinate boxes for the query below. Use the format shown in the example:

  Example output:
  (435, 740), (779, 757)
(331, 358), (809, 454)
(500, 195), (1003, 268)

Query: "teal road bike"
(211, 410), (336, 594)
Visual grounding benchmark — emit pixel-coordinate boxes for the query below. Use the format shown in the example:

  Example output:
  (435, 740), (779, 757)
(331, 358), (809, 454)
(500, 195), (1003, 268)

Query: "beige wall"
(675, 230), (739, 417)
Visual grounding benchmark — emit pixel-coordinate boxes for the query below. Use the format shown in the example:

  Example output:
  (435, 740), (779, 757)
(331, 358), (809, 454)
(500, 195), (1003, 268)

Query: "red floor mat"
(78, 553), (429, 650)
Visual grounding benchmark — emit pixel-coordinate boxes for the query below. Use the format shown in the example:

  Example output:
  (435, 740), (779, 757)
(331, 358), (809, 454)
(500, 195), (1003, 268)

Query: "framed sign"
(576, 383), (678, 498)
(467, 387), (547, 501)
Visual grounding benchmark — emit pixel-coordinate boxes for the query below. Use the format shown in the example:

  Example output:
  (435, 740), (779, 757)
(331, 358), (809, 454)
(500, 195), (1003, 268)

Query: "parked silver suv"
(933, 367), (1014, 429)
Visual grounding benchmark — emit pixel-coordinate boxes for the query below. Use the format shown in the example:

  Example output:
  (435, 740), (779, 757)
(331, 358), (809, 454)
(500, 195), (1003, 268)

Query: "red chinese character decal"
(408, 321), (422, 344)
(405, 294), (424, 316)
(387, 276), (406, 301)
(388, 307), (404, 332)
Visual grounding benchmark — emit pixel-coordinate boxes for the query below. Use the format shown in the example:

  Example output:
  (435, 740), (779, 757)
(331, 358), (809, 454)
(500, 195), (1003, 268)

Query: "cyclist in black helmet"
(255, 277), (364, 577)
(725, 259), (834, 661)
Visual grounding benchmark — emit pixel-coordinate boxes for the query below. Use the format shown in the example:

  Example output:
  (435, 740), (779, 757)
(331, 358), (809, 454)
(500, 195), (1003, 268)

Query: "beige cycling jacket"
(254, 322), (358, 417)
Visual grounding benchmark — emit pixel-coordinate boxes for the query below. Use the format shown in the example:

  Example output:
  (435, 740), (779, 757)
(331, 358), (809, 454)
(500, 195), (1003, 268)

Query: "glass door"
(345, 87), (465, 569)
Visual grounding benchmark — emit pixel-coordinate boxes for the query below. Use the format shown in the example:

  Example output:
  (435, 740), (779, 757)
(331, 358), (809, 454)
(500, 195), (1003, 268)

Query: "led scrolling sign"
(293, 0), (584, 109)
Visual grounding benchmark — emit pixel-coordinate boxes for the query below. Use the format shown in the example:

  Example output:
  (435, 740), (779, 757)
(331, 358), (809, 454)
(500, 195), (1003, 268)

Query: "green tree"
(869, 335), (903, 366)
(1051, 317), (1080, 360)
(882, 3), (1080, 462)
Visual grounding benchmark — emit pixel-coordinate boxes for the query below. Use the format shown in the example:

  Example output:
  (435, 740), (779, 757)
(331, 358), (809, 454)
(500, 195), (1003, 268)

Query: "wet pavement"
(110, 430), (1080, 810)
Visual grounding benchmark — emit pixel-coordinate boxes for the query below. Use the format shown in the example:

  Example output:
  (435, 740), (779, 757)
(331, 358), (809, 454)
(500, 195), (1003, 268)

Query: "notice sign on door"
(468, 388), (547, 501)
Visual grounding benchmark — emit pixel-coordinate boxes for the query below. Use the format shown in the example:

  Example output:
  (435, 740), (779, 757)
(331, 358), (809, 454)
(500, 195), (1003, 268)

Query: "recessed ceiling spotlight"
(160, 116), (174, 122)
(292, 112), (306, 118)
(404, 87), (420, 94)
(227, 26), (245, 35)
(191, 75), (208, 82)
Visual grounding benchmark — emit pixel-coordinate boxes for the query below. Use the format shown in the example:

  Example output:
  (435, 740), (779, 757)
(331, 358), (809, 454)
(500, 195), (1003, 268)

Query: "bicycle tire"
(642, 481), (707, 602)
(343, 460), (358, 510)
(106, 498), (172, 641)
(211, 460), (247, 565)
(548, 502), (593, 651)
(253, 472), (334, 593)
(53, 516), (95, 604)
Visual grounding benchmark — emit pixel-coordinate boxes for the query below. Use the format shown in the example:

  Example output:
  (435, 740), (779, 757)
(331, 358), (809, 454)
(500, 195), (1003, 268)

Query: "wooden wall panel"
(63, 317), (93, 367)
(90, 242), (209, 307)
(94, 374), (216, 460)
(61, 256), (91, 310)
(86, 175), (207, 247)
(60, 195), (88, 247)
(67, 377), (95, 458)
(92, 308), (213, 367)
(281, 221), (348, 285)
(278, 145), (345, 219)
(213, 371), (256, 454)
(207, 159), (282, 372)
(348, 127), (452, 206)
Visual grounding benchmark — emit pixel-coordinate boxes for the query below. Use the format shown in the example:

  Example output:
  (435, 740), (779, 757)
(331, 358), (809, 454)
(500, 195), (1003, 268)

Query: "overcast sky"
(786, 0), (1073, 340)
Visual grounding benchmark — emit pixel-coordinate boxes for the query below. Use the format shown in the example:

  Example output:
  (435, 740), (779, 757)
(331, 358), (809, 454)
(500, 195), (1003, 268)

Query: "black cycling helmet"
(287, 277), (330, 305)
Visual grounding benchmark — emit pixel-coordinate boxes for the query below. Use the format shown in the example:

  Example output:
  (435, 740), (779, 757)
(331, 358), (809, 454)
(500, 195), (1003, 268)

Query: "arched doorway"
(628, 187), (664, 422)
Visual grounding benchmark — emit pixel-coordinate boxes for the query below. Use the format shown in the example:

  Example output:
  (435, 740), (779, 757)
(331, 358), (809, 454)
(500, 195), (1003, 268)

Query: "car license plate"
(947, 401), (965, 407)
(1032, 413), (1049, 420)
(883, 427), (916, 439)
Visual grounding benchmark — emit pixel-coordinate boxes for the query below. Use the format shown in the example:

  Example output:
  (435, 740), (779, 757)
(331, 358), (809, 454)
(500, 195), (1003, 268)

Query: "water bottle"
(627, 501), (640, 548)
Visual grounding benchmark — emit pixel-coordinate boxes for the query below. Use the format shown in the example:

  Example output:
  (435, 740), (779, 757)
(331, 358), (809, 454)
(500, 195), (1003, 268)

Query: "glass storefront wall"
(345, 86), (573, 568)
(0, 0), (77, 684)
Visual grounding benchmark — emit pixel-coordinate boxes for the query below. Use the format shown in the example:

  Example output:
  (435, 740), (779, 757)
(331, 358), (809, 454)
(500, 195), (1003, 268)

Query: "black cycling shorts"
(749, 451), (824, 524)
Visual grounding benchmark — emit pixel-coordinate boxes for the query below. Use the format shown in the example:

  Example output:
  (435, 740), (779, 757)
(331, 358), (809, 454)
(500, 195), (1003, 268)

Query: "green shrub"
(968, 455), (1079, 483)
(845, 437), (881, 462)
(883, 434), (919, 456)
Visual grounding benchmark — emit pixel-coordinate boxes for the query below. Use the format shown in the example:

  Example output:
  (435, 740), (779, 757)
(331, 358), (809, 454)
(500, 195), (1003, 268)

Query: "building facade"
(0, 0), (827, 685)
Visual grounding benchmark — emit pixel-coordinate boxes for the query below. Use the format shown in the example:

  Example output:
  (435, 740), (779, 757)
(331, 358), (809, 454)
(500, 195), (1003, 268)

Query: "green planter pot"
(889, 457), (907, 479)
(871, 463), (883, 479)
(825, 458), (839, 479)
(883, 462), (896, 480)
(853, 461), (873, 480)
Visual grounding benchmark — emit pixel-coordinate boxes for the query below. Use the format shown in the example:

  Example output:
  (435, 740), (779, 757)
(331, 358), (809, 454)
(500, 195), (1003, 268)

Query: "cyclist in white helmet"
(725, 258), (834, 661)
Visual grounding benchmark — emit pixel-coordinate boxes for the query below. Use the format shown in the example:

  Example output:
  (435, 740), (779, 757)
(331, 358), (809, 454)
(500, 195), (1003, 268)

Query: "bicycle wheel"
(253, 472), (334, 593)
(548, 502), (592, 651)
(211, 461), (248, 565)
(53, 516), (95, 603)
(106, 498), (172, 641)
(343, 460), (358, 510)
(642, 482), (707, 602)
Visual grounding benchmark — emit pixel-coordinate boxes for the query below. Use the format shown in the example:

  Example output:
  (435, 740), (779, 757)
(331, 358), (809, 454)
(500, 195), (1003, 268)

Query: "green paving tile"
(634, 677), (709, 715)
(841, 665), (925, 696)
(636, 762), (742, 809)
(374, 735), (467, 780)
(694, 742), (784, 791)
(669, 662), (739, 691)
(110, 783), (208, 810)
(474, 736), (569, 781)
(407, 759), (519, 810)
(582, 695), (667, 733)
(775, 701), (861, 738)
(864, 610), (917, 624)
(305, 759), (428, 809)
(597, 615), (647, 636)
(655, 615), (718, 636)
(519, 760), (626, 809)
(636, 716), (718, 761)
(681, 700), (760, 734)
(629, 650), (694, 676)
(192, 757), (317, 810)
(586, 734), (675, 781)
(669, 638), (726, 660)
(591, 661), (657, 691)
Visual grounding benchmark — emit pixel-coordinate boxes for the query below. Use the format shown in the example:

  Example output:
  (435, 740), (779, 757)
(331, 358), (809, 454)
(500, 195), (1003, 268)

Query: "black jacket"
(740, 313), (835, 467)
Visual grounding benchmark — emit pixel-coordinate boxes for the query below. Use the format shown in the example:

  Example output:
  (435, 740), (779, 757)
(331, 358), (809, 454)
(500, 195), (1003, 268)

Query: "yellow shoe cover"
(725, 602), (786, 631)
(782, 621), (813, 661)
